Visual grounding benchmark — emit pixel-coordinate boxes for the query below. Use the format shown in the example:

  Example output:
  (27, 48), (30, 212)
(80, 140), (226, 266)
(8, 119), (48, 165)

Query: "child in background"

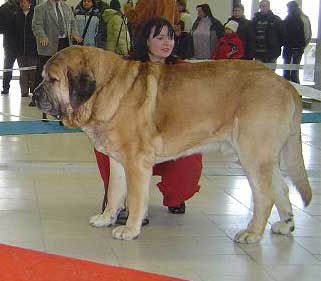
(211, 20), (244, 60)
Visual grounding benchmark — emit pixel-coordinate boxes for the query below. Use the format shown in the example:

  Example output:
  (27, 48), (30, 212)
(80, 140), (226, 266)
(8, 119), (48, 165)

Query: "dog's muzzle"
(33, 83), (62, 119)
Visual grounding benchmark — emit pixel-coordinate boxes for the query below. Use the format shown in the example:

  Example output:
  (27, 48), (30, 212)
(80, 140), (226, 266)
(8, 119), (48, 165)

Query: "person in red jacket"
(211, 20), (244, 60)
(94, 17), (202, 226)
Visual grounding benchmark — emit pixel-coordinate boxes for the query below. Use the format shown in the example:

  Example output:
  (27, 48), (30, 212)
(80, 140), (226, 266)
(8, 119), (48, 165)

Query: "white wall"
(186, 0), (233, 24)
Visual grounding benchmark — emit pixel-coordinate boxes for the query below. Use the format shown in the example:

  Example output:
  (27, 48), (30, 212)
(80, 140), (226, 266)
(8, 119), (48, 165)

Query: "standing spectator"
(0, 0), (20, 95)
(176, 0), (192, 32)
(13, 0), (38, 97)
(123, 0), (180, 47)
(30, 0), (82, 106)
(95, 0), (109, 48)
(283, 1), (311, 83)
(103, 0), (130, 55)
(228, 3), (255, 60)
(74, 0), (100, 46)
(252, 0), (283, 67)
(191, 4), (224, 60)
(211, 20), (244, 60)
(173, 20), (194, 59)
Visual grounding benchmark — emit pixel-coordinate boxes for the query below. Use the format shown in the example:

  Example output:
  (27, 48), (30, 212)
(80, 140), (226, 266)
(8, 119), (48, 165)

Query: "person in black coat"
(13, 0), (38, 97)
(0, 0), (20, 95)
(283, 1), (311, 83)
(252, 0), (284, 67)
(228, 3), (255, 60)
(173, 20), (194, 59)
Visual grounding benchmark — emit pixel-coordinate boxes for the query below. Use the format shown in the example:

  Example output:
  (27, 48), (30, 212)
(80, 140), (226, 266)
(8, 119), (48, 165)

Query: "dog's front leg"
(90, 158), (127, 227)
(112, 156), (152, 240)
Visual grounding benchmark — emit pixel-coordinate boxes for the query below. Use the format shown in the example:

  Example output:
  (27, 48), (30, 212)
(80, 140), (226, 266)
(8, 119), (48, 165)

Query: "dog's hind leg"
(271, 166), (295, 235)
(112, 155), (152, 240)
(233, 144), (276, 243)
(90, 158), (127, 227)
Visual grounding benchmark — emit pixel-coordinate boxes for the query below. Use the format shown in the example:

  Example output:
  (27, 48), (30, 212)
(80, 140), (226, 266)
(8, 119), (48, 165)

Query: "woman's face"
(197, 7), (205, 17)
(147, 26), (175, 63)
(83, 0), (93, 10)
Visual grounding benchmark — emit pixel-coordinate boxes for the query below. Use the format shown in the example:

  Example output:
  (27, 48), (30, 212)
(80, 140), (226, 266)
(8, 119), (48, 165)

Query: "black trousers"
(282, 47), (304, 84)
(2, 47), (17, 91)
(34, 38), (70, 89)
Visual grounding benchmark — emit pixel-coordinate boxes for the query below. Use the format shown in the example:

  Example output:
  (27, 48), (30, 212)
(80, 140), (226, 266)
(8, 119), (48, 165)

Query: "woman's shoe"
(168, 202), (186, 214)
(115, 209), (149, 226)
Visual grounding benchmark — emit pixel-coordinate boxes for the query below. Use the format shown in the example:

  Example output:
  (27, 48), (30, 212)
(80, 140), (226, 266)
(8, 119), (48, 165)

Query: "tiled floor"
(0, 80), (320, 281)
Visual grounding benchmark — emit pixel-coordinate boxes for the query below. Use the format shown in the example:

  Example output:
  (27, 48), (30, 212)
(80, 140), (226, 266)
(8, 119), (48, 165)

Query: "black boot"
(168, 202), (186, 214)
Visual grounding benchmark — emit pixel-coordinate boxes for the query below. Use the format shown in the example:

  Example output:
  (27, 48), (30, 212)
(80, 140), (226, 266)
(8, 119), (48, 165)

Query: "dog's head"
(33, 46), (100, 126)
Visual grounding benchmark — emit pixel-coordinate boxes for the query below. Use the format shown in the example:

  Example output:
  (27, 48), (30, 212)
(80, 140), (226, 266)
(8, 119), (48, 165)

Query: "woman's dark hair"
(196, 4), (213, 18)
(110, 0), (121, 11)
(130, 17), (177, 64)
(177, 0), (188, 13)
(233, 3), (244, 12)
(81, 0), (97, 10)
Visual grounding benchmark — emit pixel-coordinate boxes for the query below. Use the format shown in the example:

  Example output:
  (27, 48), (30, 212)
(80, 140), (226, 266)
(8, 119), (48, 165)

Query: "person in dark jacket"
(173, 20), (194, 59)
(252, 0), (284, 67)
(0, 0), (20, 95)
(283, 1), (311, 83)
(12, 0), (38, 97)
(228, 3), (255, 60)
(94, 0), (109, 48)
(191, 4), (224, 59)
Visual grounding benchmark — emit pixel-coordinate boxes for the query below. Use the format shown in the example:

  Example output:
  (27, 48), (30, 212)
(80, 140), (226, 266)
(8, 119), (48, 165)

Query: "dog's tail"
(280, 93), (312, 207)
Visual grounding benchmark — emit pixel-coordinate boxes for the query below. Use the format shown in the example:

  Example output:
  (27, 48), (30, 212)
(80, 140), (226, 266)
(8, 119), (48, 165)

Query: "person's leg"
(2, 47), (16, 95)
(155, 154), (202, 212)
(58, 38), (70, 51)
(17, 56), (29, 97)
(282, 47), (292, 81)
(27, 56), (38, 94)
(30, 55), (51, 106)
(290, 48), (304, 84)
(94, 148), (110, 212)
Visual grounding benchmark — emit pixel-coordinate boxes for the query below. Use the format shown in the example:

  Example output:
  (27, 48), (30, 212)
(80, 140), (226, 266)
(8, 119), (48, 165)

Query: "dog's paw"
(89, 213), (117, 227)
(234, 229), (263, 244)
(271, 220), (295, 235)
(112, 226), (140, 240)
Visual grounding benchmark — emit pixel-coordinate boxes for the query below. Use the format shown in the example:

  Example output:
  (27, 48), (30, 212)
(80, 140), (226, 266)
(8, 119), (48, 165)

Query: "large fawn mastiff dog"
(34, 46), (311, 243)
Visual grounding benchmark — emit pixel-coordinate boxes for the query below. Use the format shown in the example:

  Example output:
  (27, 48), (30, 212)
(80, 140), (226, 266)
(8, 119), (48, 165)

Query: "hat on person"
(225, 20), (239, 33)
(110, 0), (121, 11)
(287, 0), (299, 9)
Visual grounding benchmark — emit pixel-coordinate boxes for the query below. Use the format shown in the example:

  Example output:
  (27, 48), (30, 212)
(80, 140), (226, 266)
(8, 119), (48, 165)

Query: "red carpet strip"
(0, 244), (187, 281)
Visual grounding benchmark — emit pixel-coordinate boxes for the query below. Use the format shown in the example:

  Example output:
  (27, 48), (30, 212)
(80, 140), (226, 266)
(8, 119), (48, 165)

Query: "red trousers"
(94, 149), (202, 208)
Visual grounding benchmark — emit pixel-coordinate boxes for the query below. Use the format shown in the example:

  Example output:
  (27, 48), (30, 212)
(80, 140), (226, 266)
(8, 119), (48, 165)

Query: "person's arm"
(123, 0), (153, 25)
(69, 7), (82, 42)
(32, 5), (49, 46)
(0, 5), (6, 34)
(301, 14), (312, 47)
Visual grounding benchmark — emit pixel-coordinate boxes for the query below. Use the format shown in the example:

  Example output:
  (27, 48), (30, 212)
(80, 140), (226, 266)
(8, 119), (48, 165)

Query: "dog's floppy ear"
(68, 69), (96, 110)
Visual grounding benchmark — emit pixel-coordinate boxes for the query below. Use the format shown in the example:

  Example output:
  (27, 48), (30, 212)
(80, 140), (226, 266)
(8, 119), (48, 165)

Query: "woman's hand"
(71, 34), (83, 43)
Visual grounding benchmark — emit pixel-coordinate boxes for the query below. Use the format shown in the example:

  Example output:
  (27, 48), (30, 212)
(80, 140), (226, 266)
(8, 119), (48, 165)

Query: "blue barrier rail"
(0, 113), (319, 136)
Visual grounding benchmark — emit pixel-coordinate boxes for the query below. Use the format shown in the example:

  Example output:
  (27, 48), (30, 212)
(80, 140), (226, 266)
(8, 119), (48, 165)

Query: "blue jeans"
(282, 47), (304, 84)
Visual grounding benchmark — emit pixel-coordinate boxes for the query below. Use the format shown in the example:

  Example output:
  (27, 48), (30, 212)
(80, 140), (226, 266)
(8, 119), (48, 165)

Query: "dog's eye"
(49, 77), (58, 83)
